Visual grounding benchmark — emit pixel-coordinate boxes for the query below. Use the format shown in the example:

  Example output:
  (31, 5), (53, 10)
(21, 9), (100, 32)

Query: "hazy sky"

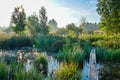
(0, 0), (100, 27)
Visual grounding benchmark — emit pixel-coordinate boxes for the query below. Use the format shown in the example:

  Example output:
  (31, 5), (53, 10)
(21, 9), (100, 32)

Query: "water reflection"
(81, 60), (101, 80)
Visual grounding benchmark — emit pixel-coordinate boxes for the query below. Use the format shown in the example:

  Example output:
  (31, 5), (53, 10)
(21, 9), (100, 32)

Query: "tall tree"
(39, 6), (49, 35)
(27, 13), (40, 36)
(97, 0), (120, 33)
(10, 5), (26, 34)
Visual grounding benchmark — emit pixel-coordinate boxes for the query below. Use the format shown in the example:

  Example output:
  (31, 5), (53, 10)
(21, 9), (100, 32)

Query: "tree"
(39, 6), (49, 35)
(27, 13), (40, 36)
(10, 5), (26, 34)
(79, 17), (86, 25)
(66, 23), (82, 35)
(97, 0), (120, 33)
(48, 19), (58, 31)
(79, 22), (98, 34)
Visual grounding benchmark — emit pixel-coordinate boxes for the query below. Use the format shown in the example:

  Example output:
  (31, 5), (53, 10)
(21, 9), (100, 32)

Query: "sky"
(0, 0), (100, 28)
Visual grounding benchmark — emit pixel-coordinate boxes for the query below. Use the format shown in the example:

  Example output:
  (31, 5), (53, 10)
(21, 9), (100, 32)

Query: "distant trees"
(79, 17), (86, 25)
(66, 23), (82, 35)
(10, 5), (26, 34)
(97, 0), (120, 33)
(48, 19), (58, 31)
(27, 6), (49, 36)
(79, 22), (99, 34)
(27, 13), (39, 36)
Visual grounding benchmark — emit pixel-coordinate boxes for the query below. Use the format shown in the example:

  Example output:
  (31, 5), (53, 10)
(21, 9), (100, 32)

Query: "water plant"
(34, 54), (48, 75)
(0, 61), (8, 80)
(57, 44), (84, 67)
(54, 62), (81, 80)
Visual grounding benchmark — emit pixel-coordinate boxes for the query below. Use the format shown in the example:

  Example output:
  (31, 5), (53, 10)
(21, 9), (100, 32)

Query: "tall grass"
(54, 62), (81, 80)
(0, 61), (8, 80)
(57, 44), (84, 67)
(96, 47), (120, 63)
(8, 62), (44, 80)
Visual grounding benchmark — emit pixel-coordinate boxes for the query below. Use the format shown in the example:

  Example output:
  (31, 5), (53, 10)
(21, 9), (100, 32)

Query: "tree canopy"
(10, 5), (26, 34)
(97, 0), (120, 33)
(39, 6), (49, 35)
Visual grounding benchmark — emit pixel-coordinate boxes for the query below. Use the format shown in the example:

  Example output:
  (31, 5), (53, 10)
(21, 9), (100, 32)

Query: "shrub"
(0, 62), (8, 80)
(35, 35), (64, 52)
(34, 54), (48, 75)
(0, 36), (32, 50)
(54, 62), (81, 80)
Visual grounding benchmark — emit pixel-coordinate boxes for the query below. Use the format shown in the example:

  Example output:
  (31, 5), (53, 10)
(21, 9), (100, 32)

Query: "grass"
(0, 61), (8, 80)
(54, 62), (81, 80)
(96, 47), (120, 63)
(57, 44), (84, 67)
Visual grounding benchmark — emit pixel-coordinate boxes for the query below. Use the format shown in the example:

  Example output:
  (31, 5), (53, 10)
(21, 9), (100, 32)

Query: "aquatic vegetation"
(0, 61), (8, 80)
(57, 44), (84, 67)
(96, 47), (120, 62)
(34, 54), (48, 75)
(54, 62), (81, 80)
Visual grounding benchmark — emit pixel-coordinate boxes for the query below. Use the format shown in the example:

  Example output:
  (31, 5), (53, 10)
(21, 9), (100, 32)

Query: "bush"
(0, 36), (32, 50)
(0, 62), (8, 80)
(54, 62), (81, 80)
(35, 35), (64, 52)
(34, 54), (48, 75)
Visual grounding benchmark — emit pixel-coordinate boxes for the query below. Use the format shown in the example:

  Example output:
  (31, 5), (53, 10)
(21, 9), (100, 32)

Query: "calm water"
(81, 60), (101, 80)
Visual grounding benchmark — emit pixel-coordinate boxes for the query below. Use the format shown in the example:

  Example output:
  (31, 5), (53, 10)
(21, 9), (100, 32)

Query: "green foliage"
(34, 54), (48, 75)
(39, 6), (49, 35)
(66, 23), (82, 35)
(15, 70), (27, 80)
(48, 19), (58, 31)
(8, 62), (44, 80)
(0, 62), (8, 80)
(57, 44), (84, 66)
(27, 13), (39, 36)
(26, 70), (44, 80)
(0, 36), (32, 50)
(54, 62), (81, 80)
(10, 5), (26, 34)
(79, 22), (98, 34)
(97, 0), (120, 33)
(96, 47), (120, 63)
(79, 40), (91, 59)
(15, 69), (44, 80)
(35, 35), (64, 52)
